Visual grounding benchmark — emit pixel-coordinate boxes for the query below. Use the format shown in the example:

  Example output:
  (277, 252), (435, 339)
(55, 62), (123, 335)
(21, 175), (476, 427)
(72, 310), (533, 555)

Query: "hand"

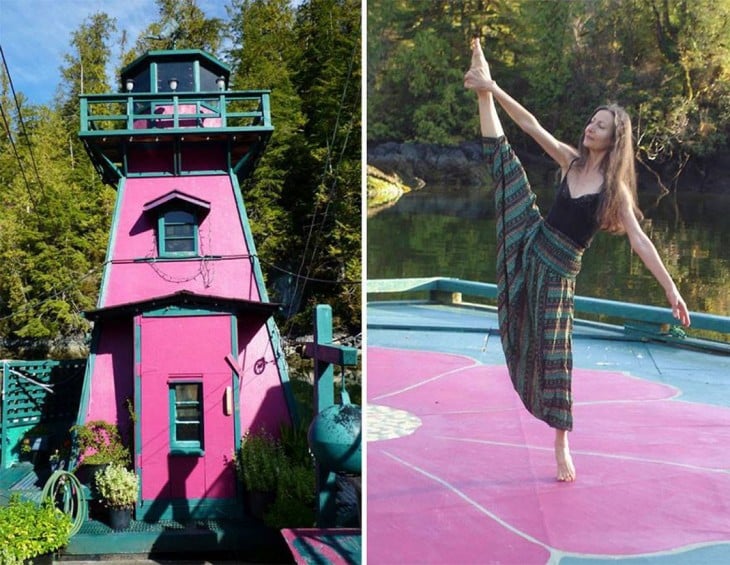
(666, 287), (691, 327)
(464, 68), (497, 93)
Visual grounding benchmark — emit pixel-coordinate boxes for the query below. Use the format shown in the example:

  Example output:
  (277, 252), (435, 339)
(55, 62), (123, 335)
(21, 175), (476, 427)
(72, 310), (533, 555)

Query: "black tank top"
(545, 167), (602, 248)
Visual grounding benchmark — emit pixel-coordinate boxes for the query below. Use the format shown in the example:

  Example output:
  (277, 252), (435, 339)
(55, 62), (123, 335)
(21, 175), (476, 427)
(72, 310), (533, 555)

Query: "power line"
(0, 44), (45, 196)
(286, 36), (360, 335)
(0, 100), (38, 208)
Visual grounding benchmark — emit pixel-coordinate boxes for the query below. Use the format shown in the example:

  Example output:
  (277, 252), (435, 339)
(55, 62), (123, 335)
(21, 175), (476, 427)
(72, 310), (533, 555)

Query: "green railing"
(79, 90), (272, 135)
(1, 360), (85, 469)
(367, 277), (730, 347)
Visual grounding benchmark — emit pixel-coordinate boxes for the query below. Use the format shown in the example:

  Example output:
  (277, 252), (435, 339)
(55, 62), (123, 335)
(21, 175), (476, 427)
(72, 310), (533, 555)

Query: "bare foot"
(555, 430), (576, 482)
(470, 37), (491, 76)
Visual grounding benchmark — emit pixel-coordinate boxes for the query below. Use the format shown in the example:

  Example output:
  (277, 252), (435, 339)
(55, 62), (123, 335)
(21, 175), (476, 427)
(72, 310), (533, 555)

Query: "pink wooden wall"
(83, 319), (134, 441)
(235, 318), (291, 434)
(101, 175), (260, 307)
(85, 173), (290, 456)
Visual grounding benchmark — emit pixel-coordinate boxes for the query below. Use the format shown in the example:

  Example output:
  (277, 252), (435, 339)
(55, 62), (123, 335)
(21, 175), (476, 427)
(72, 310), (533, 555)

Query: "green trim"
(98, 177), (126, 307)
(157, 209), (199, 258)
(193, 60), (200, 91)
(143, 306), (230, 317)
(229, 173), (295, 422)
(121, 49), (231, 79)
(72, 325), (102, 470)
(168, 381), (204, 454)
(136, 496), (242, 521)
(1, 363), (8, 467)
(134, 317), (143, 513)
(229, 173), (268, 302)
(230, 317), (241, 451)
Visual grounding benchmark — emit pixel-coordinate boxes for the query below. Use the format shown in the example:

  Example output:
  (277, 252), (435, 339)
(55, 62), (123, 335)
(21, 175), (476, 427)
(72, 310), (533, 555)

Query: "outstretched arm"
(464, 39), (577, 170)
(620, 196), (691, 327)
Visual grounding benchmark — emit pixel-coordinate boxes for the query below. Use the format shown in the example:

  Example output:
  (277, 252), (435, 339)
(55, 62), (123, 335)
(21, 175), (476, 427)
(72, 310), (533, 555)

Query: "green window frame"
(158, 210), (198, 257)
(169, 381), (204, 456)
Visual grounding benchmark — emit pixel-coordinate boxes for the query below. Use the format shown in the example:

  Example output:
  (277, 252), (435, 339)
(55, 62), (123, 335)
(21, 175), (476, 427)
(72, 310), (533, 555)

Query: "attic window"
(143, 190), (210, 259)
(159, 210), (198, 257)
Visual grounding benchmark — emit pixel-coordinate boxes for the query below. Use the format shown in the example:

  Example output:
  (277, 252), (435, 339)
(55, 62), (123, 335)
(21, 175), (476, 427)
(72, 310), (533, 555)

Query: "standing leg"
(555, 428), (576, 482)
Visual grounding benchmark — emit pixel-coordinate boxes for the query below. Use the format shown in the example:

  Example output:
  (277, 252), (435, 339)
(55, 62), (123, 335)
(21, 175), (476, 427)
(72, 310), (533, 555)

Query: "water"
(367, 177), (730, 319)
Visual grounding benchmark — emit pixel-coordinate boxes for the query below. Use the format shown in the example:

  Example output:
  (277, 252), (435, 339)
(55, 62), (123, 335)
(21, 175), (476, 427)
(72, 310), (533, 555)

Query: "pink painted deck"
(282, 528), (361, 565)
(367, 346), (730, 564)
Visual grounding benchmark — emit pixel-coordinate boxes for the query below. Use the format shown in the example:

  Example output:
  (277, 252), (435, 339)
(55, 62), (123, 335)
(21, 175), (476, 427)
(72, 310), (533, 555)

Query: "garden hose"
(41, 470), (87, 536)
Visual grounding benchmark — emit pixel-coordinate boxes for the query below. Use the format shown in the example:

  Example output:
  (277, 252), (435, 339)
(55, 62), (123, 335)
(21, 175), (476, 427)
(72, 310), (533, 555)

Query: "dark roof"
(121, 49), (230, 79)
(84, 291), (279, 321)
(143, 190), (211, 217)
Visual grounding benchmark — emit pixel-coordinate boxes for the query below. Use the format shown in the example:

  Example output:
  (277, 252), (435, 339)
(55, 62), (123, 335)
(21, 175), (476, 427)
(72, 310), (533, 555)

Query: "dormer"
(143, 190), (210, 258)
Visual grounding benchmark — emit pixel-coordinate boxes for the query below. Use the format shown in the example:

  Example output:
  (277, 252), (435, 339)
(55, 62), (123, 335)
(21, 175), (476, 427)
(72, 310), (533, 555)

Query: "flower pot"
(108, 507), (132, 531)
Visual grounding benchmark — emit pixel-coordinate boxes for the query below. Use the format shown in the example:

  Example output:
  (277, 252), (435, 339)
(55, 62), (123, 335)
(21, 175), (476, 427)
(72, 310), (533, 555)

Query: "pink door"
(137, 313), (237, 520)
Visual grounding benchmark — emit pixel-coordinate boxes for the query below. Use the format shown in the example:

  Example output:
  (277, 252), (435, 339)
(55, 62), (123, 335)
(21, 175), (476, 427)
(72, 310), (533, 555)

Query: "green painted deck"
(61, 517), (285, 560)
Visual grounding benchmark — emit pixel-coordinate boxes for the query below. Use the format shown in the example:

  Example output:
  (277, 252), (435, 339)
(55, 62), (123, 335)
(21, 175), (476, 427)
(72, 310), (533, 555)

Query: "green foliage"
(236, 423), (316, 529)
(263, 463), (316, 529)
(0, 494), (73, 562)
(95, 463), (139, 510)
(279, 419), (314, 467)
(368, 0), (730, 172)
(236, 428), (286, 492)
(70, 420), (130, 467)
(0, 0), (362, 355)
(130, 0), (225, 56)
(229, 0), (362, 335)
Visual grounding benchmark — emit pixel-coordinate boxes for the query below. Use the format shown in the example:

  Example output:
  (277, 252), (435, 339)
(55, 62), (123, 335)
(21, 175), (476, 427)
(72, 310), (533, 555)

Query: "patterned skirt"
(483, 136), (584, 431)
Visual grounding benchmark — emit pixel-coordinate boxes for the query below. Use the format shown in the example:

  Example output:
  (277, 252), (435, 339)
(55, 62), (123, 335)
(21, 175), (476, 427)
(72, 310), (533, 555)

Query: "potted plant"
(70, 420), (130, 484)
(0, 494), (73, 564)
(18, 423), (51, 466)
(94, 463), (139, 531)
(236, 428), (284, 519)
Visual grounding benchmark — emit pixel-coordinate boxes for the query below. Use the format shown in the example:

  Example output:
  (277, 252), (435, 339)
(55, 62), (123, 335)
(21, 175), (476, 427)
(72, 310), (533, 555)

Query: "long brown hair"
(575, 104), (643, 234)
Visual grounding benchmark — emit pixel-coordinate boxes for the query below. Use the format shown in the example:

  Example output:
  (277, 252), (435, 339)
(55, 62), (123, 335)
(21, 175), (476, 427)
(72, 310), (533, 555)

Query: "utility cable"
(0, 44), (45, 195)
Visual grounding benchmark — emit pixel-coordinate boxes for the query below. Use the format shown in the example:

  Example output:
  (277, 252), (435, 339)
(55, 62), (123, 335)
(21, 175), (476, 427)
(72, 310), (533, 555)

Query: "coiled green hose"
(41, 470), (87, 536)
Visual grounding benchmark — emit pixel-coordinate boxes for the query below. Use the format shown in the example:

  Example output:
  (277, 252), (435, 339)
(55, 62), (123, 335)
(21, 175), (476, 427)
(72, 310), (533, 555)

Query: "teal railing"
(1, 360), (85, 469)
(367, 277), (730, 347)
(79, 90), (272, 135)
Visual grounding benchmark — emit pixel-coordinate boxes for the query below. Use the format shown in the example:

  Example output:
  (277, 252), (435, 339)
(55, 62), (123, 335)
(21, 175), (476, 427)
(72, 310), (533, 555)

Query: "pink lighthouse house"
(77, 49), (292, 521)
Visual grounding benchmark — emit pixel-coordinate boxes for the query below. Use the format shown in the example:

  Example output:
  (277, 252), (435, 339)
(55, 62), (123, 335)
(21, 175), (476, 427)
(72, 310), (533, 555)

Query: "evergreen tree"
(226, 0), (361, 333)
(131, 0), (225, 55)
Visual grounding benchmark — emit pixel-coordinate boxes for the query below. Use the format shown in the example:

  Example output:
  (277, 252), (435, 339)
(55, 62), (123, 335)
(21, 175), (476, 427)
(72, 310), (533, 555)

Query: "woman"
(463, 38), (691, 482)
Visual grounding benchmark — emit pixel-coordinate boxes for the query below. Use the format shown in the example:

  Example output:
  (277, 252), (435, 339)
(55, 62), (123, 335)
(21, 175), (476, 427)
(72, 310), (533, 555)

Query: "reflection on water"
(368, 179), (730, 318)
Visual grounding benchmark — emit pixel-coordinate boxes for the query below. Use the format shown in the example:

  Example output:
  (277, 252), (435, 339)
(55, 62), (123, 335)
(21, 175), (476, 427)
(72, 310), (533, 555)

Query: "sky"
(0, 0), (229, 106)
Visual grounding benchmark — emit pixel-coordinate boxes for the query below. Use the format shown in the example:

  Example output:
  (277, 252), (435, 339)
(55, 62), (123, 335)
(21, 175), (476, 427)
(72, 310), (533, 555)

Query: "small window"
(169, 382), (204, 455)
(158, 210), (198, 257)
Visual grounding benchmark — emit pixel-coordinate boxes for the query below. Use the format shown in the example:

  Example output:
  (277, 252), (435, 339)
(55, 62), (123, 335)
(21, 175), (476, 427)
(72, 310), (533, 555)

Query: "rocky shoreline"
(368, 140), (730, 194)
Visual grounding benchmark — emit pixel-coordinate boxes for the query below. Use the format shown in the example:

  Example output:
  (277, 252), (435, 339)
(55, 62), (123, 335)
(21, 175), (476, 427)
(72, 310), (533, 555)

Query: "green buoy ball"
(308, 403), (362, 473)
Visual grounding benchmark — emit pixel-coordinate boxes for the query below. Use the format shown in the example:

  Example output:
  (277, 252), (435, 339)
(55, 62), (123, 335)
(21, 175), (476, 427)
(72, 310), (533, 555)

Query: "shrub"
(236, 428), (286, 493)
(263, 462), (316, 529)
(0, 494), (73, 562)
(70, 420), (130, 467)
(95, 464), (139, 510)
